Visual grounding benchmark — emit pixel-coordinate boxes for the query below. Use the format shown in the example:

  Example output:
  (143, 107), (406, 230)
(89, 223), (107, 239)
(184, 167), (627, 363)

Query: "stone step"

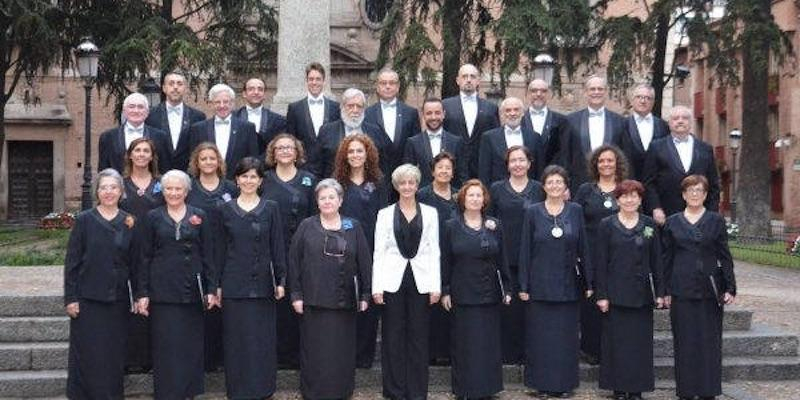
(0, 343), (66, 371)
(0, 317), (68, 343)
(652, 307), (752, 331)
(1, 356), (798, 398)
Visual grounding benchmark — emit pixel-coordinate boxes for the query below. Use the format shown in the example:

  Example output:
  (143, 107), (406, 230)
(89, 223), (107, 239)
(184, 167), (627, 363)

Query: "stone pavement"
(1, 261), (799, 399)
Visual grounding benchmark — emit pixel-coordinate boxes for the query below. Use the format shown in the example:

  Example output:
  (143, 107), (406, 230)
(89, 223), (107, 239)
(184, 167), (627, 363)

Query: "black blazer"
(364, 100), (421, 174)
(618, 114), (670, 181)
(477, 126), (543, 186)
(521, 108), (571, 172)
(63, 208), (137, 305)
(145, 103), (206, 171)
(98, 125), (172, 174)
(403, 130), (468, 188)
(662, 211), (736, 299)
(642, 135), (721, 216)
(595, 214), (664, 308)
(564, 108), (626, 188)
(234, 106), (289, 157)
(138, 206), (215, 303)
(188, 116), (260, 179)
(307, 120), (392, 178)
(286, 96), (341, 155)
(442, 95), (500, 178)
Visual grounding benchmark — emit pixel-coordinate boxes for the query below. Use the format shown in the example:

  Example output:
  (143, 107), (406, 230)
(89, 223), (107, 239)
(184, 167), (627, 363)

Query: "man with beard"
(478, 97), (543, 186)
(308, 88), (391, 178)
(234, 77), (288, 157)
(403, 98), (468, 188)
(521, 79), (571, 175)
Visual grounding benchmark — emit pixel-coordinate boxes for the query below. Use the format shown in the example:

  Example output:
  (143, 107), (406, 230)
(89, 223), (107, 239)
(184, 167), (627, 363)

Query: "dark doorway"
(7, 141), (53, 220)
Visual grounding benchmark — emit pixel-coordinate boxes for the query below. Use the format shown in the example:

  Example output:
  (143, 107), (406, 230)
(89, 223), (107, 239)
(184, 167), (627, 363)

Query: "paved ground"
(2, 261), (799, 400)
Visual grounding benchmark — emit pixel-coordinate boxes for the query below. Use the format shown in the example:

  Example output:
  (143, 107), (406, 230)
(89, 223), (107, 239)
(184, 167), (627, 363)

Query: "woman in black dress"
(594, 179), (664, 400)
(119, 137), (164, 373)
(262, 133), (316, 368)
(186, 142), (238, 372)
(442, 179), (512, 399)
(417, 151), (458, 365)
(218, 157), (287, 399)
(136, 170), (216, 399)
(573, 144), (628, 365)
(288, 178), (372, 400)
(518, 165), (592, 398)
(65, 168), (137, 399)
(488, 145), (544, 364)
(663, 175), (736, 400)
(333, 133), (389, 368)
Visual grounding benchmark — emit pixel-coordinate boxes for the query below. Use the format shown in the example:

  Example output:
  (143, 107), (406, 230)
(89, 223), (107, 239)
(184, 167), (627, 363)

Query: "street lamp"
(140, 77), (161, 108)
(75, 37), (100, 211)
(532, 53), (556, 86)
(729, 129), (742, 223)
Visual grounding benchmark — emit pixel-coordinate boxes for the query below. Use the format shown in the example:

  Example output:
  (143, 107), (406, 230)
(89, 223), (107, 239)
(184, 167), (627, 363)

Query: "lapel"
(453, 98), (468, 137)
(665, 137), (687, 174)
(259, 108), (269, 133)
(579, 110), (591, 155)
(158, 104), (171, 145)
(688, 138), (701, 174)
(300, 99), (314, 136)
(422, 132), (434, 162)
(323, 98), (334, 124)
(521, 124), (537, 151)
(603, 110), (614, 144)
(393, 104), (403, 142)
(627, 116), (645, 153)
(227, 118), (240, 161)
(541, 111), (553, 143)
(115, 126), (127, 155)
(206, 119), (216, 144)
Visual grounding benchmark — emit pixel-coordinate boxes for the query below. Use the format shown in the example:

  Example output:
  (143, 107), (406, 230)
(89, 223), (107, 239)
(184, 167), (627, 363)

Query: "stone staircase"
(0, 295), (798, 398)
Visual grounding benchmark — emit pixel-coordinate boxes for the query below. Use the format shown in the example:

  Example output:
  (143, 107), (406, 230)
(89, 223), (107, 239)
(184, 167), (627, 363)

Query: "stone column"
(271, 0), (331, 114)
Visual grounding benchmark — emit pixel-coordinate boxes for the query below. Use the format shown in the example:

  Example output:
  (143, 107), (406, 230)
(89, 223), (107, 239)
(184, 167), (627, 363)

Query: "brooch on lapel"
(643, 226), (654, 238)
(124, 215), (135, 229)
(153, 181), (162, 194)
(364, 182), (376, 193)
(485, 219), (497, 231)
(302, 176), (313, 187)
(189, 215), (203, 225)
(342, 218), (354, 231)
(221, 193), (232, 202)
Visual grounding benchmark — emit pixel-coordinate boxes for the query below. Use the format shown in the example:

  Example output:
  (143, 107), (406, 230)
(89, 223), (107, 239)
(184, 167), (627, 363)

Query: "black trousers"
(356, 297), (381, 368)
(381, 265), (430, 400)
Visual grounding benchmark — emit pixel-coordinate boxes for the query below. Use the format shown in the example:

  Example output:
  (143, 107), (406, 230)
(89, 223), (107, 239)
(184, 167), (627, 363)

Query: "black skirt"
(223, 298), (278, 399)
(524, 300), (580, 392)
(204, 306), (224, 371)
(671, 298), (724, 398)
(599, 305), (655, 393)
(151, 302), (205, 399)
(451, 304), (504, 397)
(501, 287), (525, 364)
(580, 294), (602, 360)
(300, 305), (357, 399)
(276, 296), (301, 368)
(67, 299), (129, 399)
(125, 313), (151, 372)
(429, 303), (451, 363)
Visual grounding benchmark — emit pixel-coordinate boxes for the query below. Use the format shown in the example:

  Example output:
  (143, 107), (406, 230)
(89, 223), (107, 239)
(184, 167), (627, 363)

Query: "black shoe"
(612, 391), (627, 400)
(628, 394), (643, 400)
(580, 352), (599, 365)
(549, 392), (572, 399)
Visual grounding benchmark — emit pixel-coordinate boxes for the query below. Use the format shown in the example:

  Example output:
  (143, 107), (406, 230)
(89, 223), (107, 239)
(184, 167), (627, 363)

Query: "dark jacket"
(563, 108), (626, 189)
(618, 114), (670, 181)
(478, 125), (543, 186)
(442, 95), (500, 178)
(403, 130), (468, 188)
(188, 116), (260, 179)
(307, 120), (392, 178)
(364, 100), (421, 175)
(521, 108), (572, 172)
(286, 96), (341, 155)
(98, 125), (172, 174)
(145, 103), (206, 171)
(234, 106), (288, 157)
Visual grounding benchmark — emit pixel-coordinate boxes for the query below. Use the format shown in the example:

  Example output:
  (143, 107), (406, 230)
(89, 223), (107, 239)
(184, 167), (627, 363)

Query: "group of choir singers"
(65, 132), (735, 400)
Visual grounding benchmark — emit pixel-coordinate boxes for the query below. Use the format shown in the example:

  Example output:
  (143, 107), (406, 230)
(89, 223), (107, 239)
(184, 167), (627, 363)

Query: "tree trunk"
(737, 0), (772, 238)
(650, 11), (670, 118)
(440, 0), (464, 98)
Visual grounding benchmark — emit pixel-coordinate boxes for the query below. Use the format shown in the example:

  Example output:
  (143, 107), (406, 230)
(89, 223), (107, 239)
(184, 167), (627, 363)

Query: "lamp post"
(729, 129), (742, 223)
(531, 53), (556, 86)
(140, 77), (161, 108)
(76, 37), (100, 211)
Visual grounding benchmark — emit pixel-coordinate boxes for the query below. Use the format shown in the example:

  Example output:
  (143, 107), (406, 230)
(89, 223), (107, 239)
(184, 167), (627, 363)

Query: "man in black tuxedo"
(234, 77), (288, 157)
(643, 105), (721, 224)
(144, 71), (206, 171)
(188, 83), (259, 179)
(478, 96), (543, 186)
(403, 98), (468, 188)
(307, 88), (391, 178)
(521, 79), (571, 175)
(98, 92), (171, 174)
(286, 62), (341, 156)
(364, 69), (420, 178)
(565, 76), (626, 189)
(618, 84), (670, 182)
(442, 63), (500, 179)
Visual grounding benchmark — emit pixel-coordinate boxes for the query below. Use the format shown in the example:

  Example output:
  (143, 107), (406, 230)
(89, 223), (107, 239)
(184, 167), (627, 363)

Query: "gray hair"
(93, 168), (126, 203)
(499, 96), (524, 112)
(160, 169), (192, 192)
(584, 75), (607, 89)
(377, 68), (399, 82)
(391, 164), (422, 188)
(528, 79), (550, 91)
(208, 83), (235, 101)
(631, 83), (655, 97)
(341, 88), (367, 105)
(123, 92), (149, 109)
(315, 178), (344, 199)
(669, 105), (693, 120)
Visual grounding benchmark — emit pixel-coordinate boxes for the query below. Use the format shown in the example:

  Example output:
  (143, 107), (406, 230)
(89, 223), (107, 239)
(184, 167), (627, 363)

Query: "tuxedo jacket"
(286, 96), (341, 156)
(144, 103), (206, 171)
(478, 125), (543, 187)
(364, 100), (421, 175)
(564, 108), (626, 189)
(307, 120), (392, 179)
(98, 125), (171, 174)
(642, 135), (721, 216)
(234, 106), (288, 157)
(618, 114), (670, 182)
(442, 95), (500, 179)
(403, 130), (468, 188)
(188, 117), (259, 179)
(520, 108), (571, 173)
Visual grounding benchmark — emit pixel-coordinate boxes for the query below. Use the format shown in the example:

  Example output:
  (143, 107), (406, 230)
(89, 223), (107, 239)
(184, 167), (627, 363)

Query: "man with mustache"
(478, 96), (543, 186)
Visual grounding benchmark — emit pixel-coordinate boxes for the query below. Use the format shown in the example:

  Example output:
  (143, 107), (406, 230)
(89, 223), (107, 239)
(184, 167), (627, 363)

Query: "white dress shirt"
(529, 106), (548, 135)
(634, 113), (654, 151)
(215, 116), (232, 159)
(381, 99), (398, 142)
(308, 94), (325, 136)
(588, 106), (606, 151)
(166, 102), (183, 150)
(246, 105), (263, 132)
(124, 122), (145, 150)
(673, 134), (694, 173)
(427, 129), (443, 156)
(460, 92), (478, 137)
(504, 125), (523, 148)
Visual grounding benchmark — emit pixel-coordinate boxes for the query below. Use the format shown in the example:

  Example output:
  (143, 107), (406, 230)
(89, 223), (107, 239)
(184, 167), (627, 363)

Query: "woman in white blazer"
(373, 163), (440, 400)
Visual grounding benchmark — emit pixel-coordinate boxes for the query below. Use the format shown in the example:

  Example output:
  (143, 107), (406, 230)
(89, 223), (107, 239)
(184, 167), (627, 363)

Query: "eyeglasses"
(98, 184), (121, 192)
(323, 232), (347, 257)
(685, 188), (707, 194)
(275, 145), (296, 152)
(634, 95), (654, 101)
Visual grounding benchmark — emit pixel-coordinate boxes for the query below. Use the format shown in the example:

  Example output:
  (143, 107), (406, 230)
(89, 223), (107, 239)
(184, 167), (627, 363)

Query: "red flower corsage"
(124, 215), (135, 229)
(485, 219), (496, 231)
(189, 215), (203, 225)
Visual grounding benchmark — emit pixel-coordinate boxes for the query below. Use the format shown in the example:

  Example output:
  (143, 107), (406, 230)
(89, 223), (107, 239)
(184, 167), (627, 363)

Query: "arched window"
(361, 0), (393, 29)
